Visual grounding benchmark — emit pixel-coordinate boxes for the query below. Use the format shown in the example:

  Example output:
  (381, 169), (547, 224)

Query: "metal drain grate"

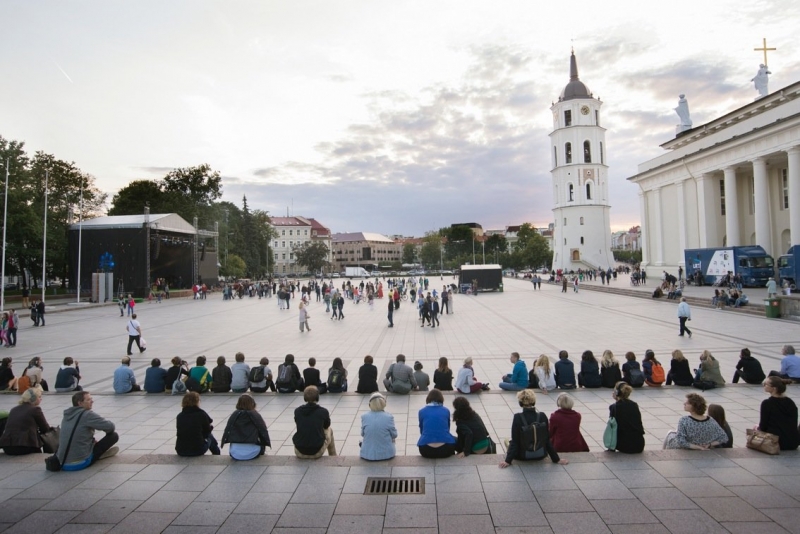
(364, 477), (426, 495)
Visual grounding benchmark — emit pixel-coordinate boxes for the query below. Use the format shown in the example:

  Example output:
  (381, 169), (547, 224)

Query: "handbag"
(603, 417), (618, 450)
(40, 427), (61, 454)
(45, 411), (85, 472)
(746, 428), (780, 455)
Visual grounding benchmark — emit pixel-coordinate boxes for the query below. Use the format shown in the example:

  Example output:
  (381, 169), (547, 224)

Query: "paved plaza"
(1, 276), (799, 533)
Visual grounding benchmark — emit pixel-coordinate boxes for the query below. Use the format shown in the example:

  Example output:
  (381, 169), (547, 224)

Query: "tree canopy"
(292, 241), (330, 274)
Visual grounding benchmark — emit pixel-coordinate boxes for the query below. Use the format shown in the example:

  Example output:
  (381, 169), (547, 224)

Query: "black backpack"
(249, 366), (265, 383)
(629, 369), (645, 388)
(519, 410), (548, 460)
(276, 364), (292, 385)
(328, 368), (344, 391)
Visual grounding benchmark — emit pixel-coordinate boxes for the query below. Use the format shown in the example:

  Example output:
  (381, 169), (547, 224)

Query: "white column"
(652, 187), (664, 265)
(752, 157), (772, 255)
(788, 147), (800, 246)
(695, 173), (711, 247)
(639, 191), (649, 268)
(676, 180), (688, 267)
(723, 166), (740, 246)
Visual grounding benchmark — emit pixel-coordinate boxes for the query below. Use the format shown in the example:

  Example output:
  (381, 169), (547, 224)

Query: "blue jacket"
(361, 410), (398, 460)
(417, 404), (456, 446)
(510, 360), (528, 388)
(113, 365), (137, 394)
(144, 367), (167, 393)
(555, 359), (576, 388)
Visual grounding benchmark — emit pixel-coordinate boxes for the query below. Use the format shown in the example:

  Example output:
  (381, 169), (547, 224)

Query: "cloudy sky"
(3, 0), (799, 236)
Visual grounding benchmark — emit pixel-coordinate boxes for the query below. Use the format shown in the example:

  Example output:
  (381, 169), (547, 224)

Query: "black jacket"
(668, 359), (694, 386)
(759, 396), (800, 450)
(356, 364), (378, 393)
(601, 363), (622, 388)
(175, 406), (213, 457)
(579, 360), (602, 388)
(454, 413), (489, 456)
(433, 369), (453, 390)
(292, 403), (330, 455)
(735, 357), (766, 384)
(221, 409), (271, 454)
(609, 399), (645, 454)
(504, 408), (559, 464)
(211, 365), (232, 393)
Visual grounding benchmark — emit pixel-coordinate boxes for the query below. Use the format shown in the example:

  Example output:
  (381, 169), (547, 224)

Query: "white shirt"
(127, 319), (141, 336)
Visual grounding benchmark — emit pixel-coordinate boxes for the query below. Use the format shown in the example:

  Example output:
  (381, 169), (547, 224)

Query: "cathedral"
(549, 51), (616, 272)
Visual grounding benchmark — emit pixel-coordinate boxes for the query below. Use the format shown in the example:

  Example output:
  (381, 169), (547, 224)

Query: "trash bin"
(499, 283), (504, 293)
(764, 299), (781, 318)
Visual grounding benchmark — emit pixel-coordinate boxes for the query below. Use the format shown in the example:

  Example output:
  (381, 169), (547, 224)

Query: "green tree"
(402, 243), (416, 264)
(419, 232), (442, 269)
(292, 241), (330, 274)
(511, 224), (551, 270)
(161, 164), (222, 227)
(223, 253), (246, 279)
(108, 180), (170, 215)
(485, 234), (508, 263)
(444, 225), (474, 262)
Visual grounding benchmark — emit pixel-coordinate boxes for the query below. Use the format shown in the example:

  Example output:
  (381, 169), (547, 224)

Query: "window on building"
(282, 253), (286, 260)
(289, 230), (293, 236)
(599, 142), (604, 164)
(586, 182), (592, 200)
(782, 169), (789, 209)
(580, 237), (584, 244)
(583, 141), (591, 163)
(563, 217), (567, 226)
(568, 184), (574, 202)
(553, 146), (557, 167)
(273, 241), (278, 248)
(565, 143), (572, 164)
(289, 253), (294, 260)
(749, 177), (755, 215)
(305, 230), (308, 235)
(580, 217), (584, 225)
(564, 238), (567, 245)
(720, 179), (726, 216)
(564, 110), (572, 126)
(595, 110), (599, 126)
(281, 230), (285, 236)
(281, 241), (285, 248)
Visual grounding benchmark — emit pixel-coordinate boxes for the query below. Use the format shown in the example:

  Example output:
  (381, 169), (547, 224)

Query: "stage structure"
(68, 211), (219, 298)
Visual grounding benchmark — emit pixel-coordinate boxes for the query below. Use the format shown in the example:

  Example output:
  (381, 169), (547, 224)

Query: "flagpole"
(41, 169), (49, 301)
(0, 159), (9, 311)
(76, 183), (83, 304)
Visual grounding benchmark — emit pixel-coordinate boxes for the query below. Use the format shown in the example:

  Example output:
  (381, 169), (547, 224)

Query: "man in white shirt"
(126, 313), (145, 355)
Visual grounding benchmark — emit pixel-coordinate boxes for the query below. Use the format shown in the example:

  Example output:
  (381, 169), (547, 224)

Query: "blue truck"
(684, 246), (774, 287)
(778, 245), (800, 290)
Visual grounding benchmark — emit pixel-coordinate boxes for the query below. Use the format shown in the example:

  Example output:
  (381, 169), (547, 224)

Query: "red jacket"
(549, 408), (589, 453)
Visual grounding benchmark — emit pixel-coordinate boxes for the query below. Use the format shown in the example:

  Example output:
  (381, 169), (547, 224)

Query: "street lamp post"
(0, 159), (9, 311)
(482, 240), (485, 264)
(41, 169), (49, 301)
(76, 184), (84, 304)
(472, 236), (475, 265)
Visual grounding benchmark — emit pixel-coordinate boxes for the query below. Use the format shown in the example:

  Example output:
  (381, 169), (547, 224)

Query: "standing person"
(757, 376), (800, 450)
(7, 309), (17, 347)
(677, 297), (692, 338)
(360, 392), (398, 461)
(448, 289), (454, 313)
(387, 297), (394, 328)
(455, 357), (489, 393)
(608, 382), (645, 454)
(292, 386), (337, 458)
(127, 294), (135, 317)
(499, 389), (568, 467)
(175, 392), (221, 456)
(441, 288), (449, 314)
(112, 357), (141, 394)
(393, 288), (400, 310)
(299, 302), (311, 333)
(433, 357), (453, 391)
(383, 354), (417, 394)
(56, 391), (120, 470)
(420, 296), (431, 327)
(732, 348), (766, 384)
(330, 291), (339, 319)
(118, 295), (125, 317)
(430, 297), (440, 328)
(356, 355), (379, 394)
(499, 352), (528, 391)
(337, 292), (345, 320)
(35, 299), (46, 326)
(126, 314), (145, 355)
(21, 286), (30, 309)
(55, 357), (82, 392)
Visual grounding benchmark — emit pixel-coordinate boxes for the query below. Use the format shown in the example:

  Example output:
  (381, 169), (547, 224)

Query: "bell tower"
(549, 50), (615, 272)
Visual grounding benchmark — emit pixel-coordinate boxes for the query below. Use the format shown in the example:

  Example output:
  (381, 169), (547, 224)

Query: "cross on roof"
(754, 37), (776, 65)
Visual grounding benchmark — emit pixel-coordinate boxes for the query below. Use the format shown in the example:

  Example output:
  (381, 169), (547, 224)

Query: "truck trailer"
(345, 266), (369, 278)
(459, 264), (503, 293)
(684, 246), (774, 287)
(778, 245), (800, 289)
